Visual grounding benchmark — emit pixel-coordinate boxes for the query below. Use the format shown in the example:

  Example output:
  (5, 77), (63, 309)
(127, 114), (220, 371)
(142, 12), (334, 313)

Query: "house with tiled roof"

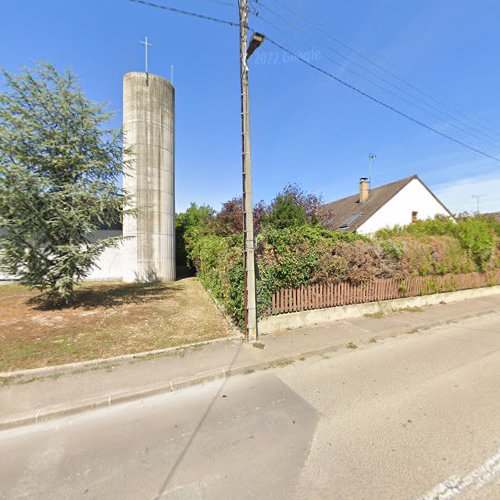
(318, 175), (453, 234)
(484, 211), (500, 222)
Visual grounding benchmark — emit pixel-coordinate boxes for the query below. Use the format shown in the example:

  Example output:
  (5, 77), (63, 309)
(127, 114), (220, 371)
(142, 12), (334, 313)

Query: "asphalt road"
(1, 313), (499, 499)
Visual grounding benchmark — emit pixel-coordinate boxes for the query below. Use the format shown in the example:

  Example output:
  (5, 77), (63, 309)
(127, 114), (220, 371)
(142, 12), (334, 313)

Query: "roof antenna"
(368, 153), (376, 185)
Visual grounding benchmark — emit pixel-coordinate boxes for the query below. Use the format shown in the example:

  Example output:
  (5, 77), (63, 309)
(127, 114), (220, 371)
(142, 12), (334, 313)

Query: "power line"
(264, 36), (500, 164)
(128, 0), (239, 26)
(266, 0), (500, 145)
(126, 0), (500, 164)
(253, 10), (500, 153)
(253, 1), (500, 151)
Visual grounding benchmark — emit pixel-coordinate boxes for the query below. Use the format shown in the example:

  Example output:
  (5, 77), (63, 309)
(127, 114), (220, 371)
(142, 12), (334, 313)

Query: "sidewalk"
(1, 294), (499, 430)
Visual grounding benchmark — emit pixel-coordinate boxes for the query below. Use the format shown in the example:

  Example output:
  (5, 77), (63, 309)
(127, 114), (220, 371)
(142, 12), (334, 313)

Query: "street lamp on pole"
(247, 32), (265, 59)
(239, 0), (265, 341)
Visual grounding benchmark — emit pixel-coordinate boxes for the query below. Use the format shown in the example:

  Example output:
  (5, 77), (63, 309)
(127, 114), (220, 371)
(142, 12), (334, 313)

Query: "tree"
(214, 197), (267, 236)
(0, 63), (131, 306)
(176, 203), (215, 268)
(261, 184), (322, 230)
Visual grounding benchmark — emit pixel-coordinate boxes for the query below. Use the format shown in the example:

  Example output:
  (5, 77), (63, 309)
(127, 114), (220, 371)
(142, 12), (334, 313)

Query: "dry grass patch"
(0, 278), (232, 371)
(364, 311), (385, 319)
(398, 306), (424, 313)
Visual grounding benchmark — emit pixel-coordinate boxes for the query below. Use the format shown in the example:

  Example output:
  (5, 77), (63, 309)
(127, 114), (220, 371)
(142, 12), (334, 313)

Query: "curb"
(0, 335), (237, 380)
(0, 307), (497, 431)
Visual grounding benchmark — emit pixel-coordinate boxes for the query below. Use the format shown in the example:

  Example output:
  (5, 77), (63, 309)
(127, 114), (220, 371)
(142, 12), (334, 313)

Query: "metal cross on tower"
(139, 36), (152, 73)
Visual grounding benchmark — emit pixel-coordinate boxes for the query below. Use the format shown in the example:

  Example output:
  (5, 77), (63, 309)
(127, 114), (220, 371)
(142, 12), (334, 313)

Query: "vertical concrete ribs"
(122, 72), (175, 282)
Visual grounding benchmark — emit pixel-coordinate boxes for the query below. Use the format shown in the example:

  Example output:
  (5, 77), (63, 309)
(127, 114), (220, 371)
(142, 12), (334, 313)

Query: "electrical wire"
(127, 0), (500, 164)
(264, 36), (500, 163)
(252, 11), (500, 153)
(266, 0), (500, 144)
(128, 0), (239, 26)
(251, 1), (500, 151)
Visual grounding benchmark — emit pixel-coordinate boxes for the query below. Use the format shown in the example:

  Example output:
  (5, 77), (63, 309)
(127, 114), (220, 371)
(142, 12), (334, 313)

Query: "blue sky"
(1, 0), (500, 214)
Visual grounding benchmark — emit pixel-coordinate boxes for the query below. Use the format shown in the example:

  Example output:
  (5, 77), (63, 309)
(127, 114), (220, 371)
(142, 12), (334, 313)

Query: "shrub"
(379, 239), (404, 262)
(176, 203), (215, 269)
(376, 215), (498, 271)
(182, 199), (499, 327)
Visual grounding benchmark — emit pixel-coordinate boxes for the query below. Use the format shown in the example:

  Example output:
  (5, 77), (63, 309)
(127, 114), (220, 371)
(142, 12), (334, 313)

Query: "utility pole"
(239, 0), (257, 341)
(238, 2), (264, 341)
(472, 194), (486, 214)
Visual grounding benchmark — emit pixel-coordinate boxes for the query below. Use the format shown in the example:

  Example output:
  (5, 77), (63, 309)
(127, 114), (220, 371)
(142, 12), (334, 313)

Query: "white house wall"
(85, 243), (125, 281)
(0, 231), (127, 283)
(357, 178), (449, 234)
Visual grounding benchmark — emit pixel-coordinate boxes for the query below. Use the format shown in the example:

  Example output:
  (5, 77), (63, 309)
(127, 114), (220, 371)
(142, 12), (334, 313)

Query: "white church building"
(318, 175), (453, 234)
(1, 70), (176, 283)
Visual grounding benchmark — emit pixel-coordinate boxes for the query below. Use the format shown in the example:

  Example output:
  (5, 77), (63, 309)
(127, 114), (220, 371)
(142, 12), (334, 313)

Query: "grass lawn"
(0, 278), (233, 371)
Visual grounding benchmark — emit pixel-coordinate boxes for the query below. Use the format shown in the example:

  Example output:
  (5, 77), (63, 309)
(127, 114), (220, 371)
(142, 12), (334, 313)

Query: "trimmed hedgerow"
(185, 212), (499, 328)
(375, 215), (499, 271)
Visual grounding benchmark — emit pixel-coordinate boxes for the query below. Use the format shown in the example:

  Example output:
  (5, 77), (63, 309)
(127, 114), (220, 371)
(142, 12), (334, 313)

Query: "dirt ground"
(0, 278), (233, 371)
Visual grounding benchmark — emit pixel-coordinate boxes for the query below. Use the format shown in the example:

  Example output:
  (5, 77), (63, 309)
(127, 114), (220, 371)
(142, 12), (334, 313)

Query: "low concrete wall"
(259, 285), (500, 335)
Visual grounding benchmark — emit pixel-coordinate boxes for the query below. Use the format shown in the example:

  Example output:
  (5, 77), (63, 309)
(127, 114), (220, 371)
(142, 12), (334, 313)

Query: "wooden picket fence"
(269, 270), (500, 315)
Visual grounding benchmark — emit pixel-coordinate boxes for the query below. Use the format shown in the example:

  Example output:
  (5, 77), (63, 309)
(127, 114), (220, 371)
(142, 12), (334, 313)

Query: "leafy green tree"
(176, 203), (215, 269)
(261, 193), (307, 230)
(261, 184), (322, 230)
(0, 63), (131, 306)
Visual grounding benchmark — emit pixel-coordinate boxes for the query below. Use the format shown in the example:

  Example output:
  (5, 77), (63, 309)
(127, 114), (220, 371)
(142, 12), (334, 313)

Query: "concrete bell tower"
(122, 72), (176, 282)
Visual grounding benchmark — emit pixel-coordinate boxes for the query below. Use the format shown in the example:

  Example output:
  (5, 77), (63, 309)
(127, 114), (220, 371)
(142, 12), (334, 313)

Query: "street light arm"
(246, 32), (266, 60)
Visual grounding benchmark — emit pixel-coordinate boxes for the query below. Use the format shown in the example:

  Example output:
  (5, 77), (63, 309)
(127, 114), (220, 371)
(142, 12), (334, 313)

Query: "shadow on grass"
(29, 282), (180, 310)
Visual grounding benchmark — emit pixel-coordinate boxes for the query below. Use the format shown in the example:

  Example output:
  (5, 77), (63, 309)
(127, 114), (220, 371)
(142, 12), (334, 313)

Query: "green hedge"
(189, 216), (499, 328)
(375, 215), (500, 271)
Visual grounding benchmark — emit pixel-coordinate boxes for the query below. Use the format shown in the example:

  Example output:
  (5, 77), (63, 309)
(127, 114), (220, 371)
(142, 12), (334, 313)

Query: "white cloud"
(432, 174), (500, 214)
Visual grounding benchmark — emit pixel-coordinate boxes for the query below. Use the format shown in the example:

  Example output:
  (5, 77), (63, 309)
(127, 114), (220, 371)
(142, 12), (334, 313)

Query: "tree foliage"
(214, 197), (268, 236)
(260, 184), (322, 230)
(176, 203), (215, 269)
(177, 182), (499, 328)
(0, 63), (131, 305)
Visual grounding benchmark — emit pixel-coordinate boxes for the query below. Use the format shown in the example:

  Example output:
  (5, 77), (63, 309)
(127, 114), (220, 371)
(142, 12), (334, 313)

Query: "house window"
(412, 211), (418, 223)
(339, 212), (363, 229)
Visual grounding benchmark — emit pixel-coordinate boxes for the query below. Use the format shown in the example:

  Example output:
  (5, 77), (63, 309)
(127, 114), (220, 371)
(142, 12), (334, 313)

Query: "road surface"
(1, 313), (499, 499)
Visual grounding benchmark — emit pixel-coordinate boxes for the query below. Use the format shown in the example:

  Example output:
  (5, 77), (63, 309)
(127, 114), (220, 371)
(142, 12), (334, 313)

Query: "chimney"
(359, 177), (369, 203)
